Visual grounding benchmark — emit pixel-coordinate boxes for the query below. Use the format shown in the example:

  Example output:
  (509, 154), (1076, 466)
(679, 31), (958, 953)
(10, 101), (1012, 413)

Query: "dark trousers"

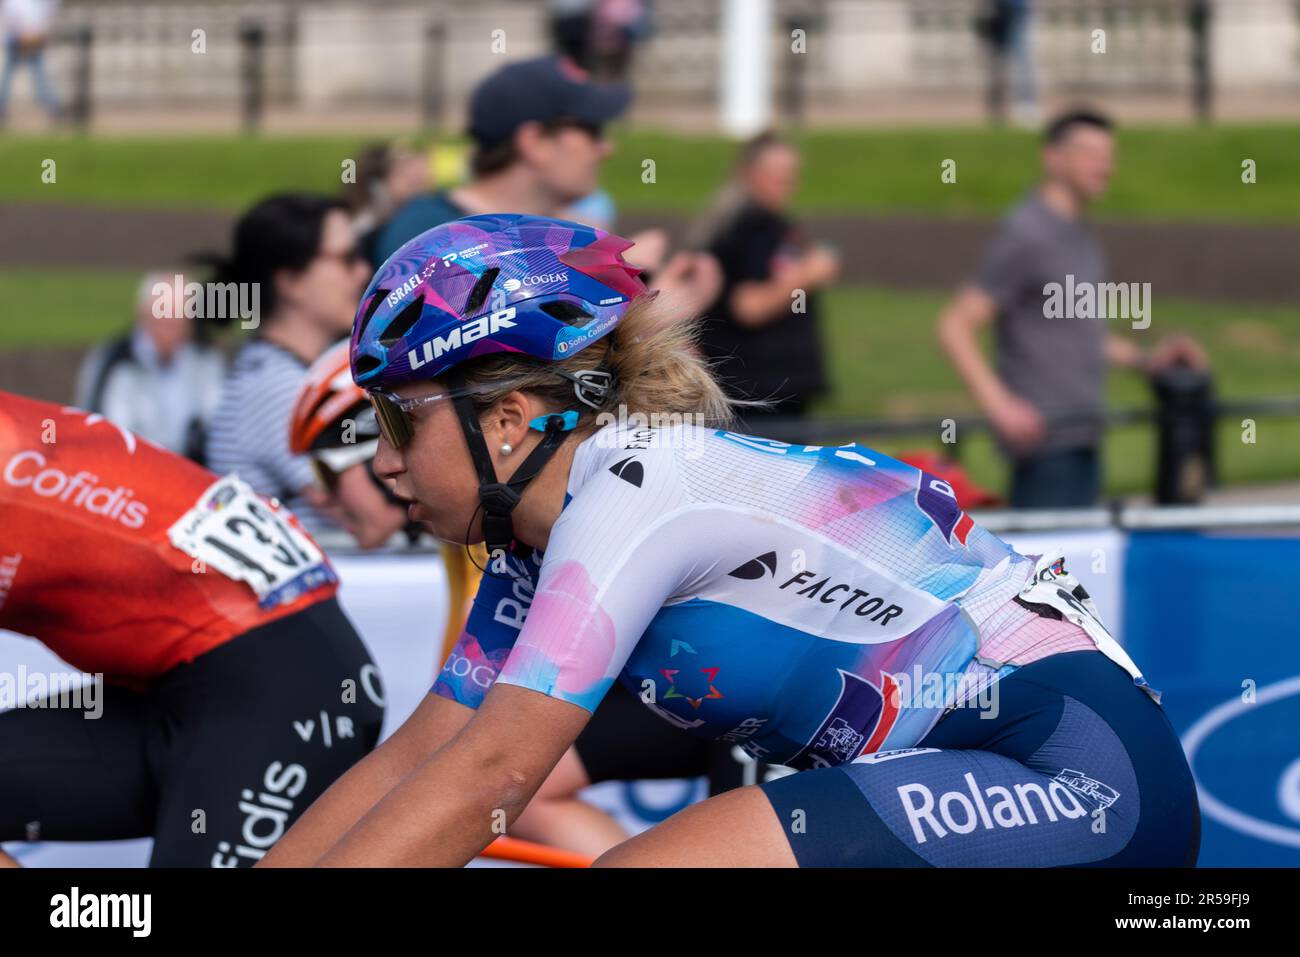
(1009, 446), (1101, 509)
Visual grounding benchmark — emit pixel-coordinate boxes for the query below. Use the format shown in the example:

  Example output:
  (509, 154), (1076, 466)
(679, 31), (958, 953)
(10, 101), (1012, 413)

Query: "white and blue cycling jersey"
(435, 422), (1101, 768)
(433, 422), (1200, 866)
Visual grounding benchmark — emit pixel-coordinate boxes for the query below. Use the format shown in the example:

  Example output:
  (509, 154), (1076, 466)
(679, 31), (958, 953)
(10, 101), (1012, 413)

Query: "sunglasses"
(368, 382), (510, 450)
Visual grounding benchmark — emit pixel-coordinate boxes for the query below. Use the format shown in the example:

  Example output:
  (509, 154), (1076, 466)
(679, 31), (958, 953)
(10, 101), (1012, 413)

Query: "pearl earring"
(500, 443), (513, 455)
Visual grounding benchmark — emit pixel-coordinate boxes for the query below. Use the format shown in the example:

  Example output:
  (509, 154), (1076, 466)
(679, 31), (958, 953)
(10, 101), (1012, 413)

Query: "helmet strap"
(449, 375), (574, 565)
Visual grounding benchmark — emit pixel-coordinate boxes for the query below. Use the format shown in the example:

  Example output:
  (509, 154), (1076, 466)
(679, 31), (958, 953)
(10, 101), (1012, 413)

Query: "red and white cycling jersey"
(0, 390), (338, 685)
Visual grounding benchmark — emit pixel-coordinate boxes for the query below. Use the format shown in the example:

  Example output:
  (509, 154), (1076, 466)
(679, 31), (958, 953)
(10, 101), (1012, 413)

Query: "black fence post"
(1152, 366), (1217, 504)
(1189, 0), (1212, 123)
(69, 25), (94, 132)
(238, 21), (265, 134)
(421, 19), (445, 131)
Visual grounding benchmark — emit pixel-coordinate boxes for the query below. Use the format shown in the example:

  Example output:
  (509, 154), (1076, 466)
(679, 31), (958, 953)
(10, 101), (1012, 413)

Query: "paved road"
(5, 202), (1300, 304)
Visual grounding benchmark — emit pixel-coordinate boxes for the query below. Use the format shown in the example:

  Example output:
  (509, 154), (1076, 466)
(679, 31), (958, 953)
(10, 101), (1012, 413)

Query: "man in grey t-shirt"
(936, 108), (1206, 508)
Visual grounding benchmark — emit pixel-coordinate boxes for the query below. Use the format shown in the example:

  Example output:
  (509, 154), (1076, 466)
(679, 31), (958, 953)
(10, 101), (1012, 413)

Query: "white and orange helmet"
(289, 340), (378, 477)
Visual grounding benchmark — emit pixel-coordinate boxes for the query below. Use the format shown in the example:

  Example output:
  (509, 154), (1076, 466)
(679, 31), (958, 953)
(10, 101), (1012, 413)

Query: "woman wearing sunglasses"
(205, 193), (373, 533)
(263, 213), (1198, 868)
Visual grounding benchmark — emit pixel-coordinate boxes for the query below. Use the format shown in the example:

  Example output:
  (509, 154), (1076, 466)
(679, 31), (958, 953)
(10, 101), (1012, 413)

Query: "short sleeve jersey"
(434, 422), (1041, 770)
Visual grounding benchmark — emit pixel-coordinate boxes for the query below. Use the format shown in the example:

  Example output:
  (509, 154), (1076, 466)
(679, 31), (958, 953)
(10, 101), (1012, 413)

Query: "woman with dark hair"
(205, 193), (372, 530)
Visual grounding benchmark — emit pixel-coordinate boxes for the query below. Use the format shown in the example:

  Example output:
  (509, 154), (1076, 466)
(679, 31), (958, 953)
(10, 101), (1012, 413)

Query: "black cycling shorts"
(0, 597), (385, 867)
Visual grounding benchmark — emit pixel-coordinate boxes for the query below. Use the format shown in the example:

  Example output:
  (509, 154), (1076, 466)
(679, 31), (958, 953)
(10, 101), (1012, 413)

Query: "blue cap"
(468, 56), (631, 149)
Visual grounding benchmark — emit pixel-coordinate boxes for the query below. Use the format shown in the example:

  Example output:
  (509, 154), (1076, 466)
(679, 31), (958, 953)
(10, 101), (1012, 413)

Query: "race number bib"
(1020, 550), (1159, 703)
(168, 475), (335, 608)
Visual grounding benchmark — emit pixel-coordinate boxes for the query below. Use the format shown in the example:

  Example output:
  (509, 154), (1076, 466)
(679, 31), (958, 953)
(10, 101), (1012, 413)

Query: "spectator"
(343, 140), (431, 267)
(695, 131), (840, 423)
(1004, 0), (1038, 127)
(0, 0), (61, 125)
(589, 0), (652, 82)
(936, 108), (1208, 509)
(74, 272), (226, 462)
(548, 0), (596, 69)
(204, 194), (371, 530)
(369, 55), (719, 319)
(978, 0), (1038, 126)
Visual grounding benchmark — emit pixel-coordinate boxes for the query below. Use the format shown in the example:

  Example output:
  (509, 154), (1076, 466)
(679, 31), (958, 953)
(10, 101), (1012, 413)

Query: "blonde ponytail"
(452, 294), (763, 432)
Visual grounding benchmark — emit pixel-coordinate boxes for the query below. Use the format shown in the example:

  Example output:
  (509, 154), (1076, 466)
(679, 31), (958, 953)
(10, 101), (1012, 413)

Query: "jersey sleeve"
(494, 496), (701, 714)
(431, 553), (538, 709)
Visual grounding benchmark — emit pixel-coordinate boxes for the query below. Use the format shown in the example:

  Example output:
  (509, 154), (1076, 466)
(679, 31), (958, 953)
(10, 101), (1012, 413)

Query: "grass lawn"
(1, 125), (1297, 223)
(2, 269), (1296, 497)
(815, 285), (1300, 496)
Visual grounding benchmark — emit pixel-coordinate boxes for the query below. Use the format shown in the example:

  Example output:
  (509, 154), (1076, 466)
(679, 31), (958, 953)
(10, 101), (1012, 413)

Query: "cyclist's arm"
(314, 503), (699, 867)
(258, 690), (472, 867)
(262, 561), (519, 867)
(317, 683), (591, 867)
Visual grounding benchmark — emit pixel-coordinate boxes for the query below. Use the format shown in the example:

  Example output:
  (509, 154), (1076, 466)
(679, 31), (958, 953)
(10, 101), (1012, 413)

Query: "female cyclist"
(263, 213), (1199, 868)
(287, 342), (780, 858)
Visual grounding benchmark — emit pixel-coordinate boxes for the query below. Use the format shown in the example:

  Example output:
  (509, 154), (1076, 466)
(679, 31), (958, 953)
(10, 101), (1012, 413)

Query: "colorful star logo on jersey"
(659, 639), (723, 709)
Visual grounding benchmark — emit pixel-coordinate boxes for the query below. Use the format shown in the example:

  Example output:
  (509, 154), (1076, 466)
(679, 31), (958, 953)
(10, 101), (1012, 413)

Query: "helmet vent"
(353, 354), (382, 378)
(463, 268), (500, 317)
(378, 293), (425, 347)
(540, 300), (594, 327)
(357, 289), (388, 339)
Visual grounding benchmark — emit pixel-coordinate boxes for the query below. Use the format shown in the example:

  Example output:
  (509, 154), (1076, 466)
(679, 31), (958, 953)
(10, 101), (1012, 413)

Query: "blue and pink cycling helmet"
(351, 212), (646, 390)
(349, 213), (649, 560)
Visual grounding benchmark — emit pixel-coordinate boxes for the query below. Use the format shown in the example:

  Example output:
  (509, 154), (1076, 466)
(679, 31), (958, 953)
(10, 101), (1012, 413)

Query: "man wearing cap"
(369, 56), (719, 321)
(371, 56), (630, 266)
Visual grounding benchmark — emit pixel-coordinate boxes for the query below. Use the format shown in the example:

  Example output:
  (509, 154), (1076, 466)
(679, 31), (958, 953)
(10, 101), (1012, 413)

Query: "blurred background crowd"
(2, 0), (1299, 543)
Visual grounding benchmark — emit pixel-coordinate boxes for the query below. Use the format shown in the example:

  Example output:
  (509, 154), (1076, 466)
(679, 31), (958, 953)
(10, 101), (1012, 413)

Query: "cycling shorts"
(760, 650), (1200, 867)
(0, 597), (385, 867)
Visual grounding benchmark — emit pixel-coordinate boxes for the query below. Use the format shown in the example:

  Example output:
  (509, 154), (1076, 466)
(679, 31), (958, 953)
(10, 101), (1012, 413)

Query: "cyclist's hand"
(303, 485), (354, 533)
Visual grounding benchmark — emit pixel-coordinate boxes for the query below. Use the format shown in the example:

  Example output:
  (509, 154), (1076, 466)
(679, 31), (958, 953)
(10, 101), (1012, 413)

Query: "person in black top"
(698, 132), (841, 422)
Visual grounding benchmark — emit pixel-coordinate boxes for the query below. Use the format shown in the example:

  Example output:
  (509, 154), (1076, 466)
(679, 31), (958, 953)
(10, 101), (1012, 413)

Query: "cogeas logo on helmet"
(407, 308), (517, 370)
(502, 272), (568, 293)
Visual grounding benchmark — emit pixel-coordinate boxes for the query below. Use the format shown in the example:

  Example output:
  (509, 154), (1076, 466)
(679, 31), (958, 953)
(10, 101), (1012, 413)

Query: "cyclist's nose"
(372, 434), (403, 482)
